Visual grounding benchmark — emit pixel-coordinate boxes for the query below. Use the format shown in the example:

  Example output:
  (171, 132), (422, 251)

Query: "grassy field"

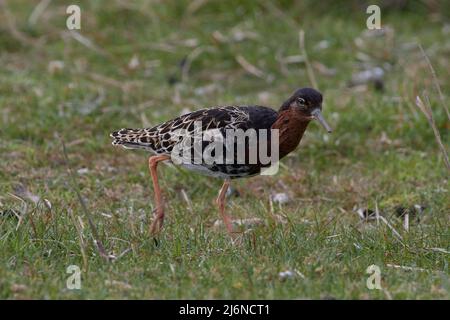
(0, 0), (449, 299)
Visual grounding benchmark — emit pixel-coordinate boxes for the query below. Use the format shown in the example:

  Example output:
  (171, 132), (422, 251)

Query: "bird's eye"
(296, 97), (306, 105)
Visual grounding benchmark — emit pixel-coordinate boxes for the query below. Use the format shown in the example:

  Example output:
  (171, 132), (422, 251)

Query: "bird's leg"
(216, 179), (234, 234)
(148, 154), (171, 235)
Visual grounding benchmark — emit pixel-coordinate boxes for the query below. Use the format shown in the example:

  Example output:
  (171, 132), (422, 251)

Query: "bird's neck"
(271, 109), (311, 159)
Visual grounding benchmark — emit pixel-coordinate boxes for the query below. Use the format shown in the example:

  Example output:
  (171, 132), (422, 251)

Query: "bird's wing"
(110, 106), (278, 154)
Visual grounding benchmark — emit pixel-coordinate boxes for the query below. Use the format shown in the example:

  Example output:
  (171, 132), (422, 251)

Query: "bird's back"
(111, 105), (278, 153)
(111, 105), (279, 178)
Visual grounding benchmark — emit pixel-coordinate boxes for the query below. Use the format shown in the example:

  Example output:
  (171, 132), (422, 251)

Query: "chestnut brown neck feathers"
(271, 108), (311, 159)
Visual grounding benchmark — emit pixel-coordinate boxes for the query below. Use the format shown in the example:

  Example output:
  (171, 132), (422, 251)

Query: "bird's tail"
(110, 128), (157, 151)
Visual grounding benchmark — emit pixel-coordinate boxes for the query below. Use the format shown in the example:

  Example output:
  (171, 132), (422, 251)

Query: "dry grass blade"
(299, 30), (318, 90)
(68, 209), (88, 270)
(180, 189), (193, 214)
(182, 46), (214, 82)
(378, 215), (403, 241)
(383, 289), (393, 300)
(68, 31), (109, 57)
(87, 73), (124, 89)
(61, 139), (110, 262)
(116, 248), (132, 260)
(28, 0), (51, 26)
(1, 0), (39, 46)
(425, 247), (450, 254)
(403, 211), (409, 232)
(418, 44), (450, 121)
(415, 95), (450, 171)
(186, 0), (209, 15)
(8, 192), (45, 239)
(375, 201), (380, 226)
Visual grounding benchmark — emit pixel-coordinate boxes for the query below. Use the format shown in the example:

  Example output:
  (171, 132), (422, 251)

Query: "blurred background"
(0, 0), (449, 299)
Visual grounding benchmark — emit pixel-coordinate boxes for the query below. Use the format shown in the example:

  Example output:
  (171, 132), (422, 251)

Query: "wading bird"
(111, 88), (332, 235)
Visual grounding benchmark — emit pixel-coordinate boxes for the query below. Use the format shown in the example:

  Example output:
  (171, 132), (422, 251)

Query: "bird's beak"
(311, 108), (332, 133)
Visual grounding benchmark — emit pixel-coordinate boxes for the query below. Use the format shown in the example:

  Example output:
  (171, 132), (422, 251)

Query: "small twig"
(261, 1), (298, 30)
(425, 247), (450, 254)
(66, 138), (85, 148)
(299, 30), (318, 89)
(61, 138), (110, 262)
(28, 0), (52, 26)
(1, 0), (39, 47)
(415, 95), (450, 171)
(235, 55), (267, 80)
(294, 269), (306, 279)
(27, 207), (38, 238)
(7, 193), (25, 225)
(383, 289), (393, 300)
(418, 44), (450, 121)
(386, 264), (429, 273)
(186, 0), (209, 15)
(403, 212), (409, 232)
(87, 73), (123, 89)
(378, 215), (403, 241)
(116, 248), (132, 260)
(67, 30), (109, 57)
(8, 193), (35, 234)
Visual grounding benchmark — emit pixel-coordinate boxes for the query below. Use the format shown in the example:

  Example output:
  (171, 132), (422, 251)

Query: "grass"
(0, 0), (449, 299)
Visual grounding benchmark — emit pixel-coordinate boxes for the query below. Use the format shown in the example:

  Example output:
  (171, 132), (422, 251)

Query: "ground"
(0, 0), (449, 299)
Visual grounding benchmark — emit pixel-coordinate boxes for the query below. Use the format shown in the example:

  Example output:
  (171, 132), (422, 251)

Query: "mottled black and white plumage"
(111, 105), (278, 178)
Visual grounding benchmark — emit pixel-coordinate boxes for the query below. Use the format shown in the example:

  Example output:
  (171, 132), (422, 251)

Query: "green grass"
(0, 0), (449, 299)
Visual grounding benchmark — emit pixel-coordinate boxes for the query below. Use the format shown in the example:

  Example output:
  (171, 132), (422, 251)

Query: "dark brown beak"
(311, 109), (332, 133)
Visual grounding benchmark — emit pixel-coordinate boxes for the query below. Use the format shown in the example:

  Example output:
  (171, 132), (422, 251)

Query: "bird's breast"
(271, 110), (310, 159)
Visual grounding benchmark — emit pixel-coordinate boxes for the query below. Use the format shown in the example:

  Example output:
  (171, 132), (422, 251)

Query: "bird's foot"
(149, 209), (165, 235)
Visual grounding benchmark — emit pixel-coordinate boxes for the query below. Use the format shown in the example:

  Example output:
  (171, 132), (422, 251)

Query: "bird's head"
(280, 87), (332, 133)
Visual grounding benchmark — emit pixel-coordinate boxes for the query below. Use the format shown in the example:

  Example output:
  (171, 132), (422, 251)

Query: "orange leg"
(216, 179), (234, 234)
(148, 154), (170, 235)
